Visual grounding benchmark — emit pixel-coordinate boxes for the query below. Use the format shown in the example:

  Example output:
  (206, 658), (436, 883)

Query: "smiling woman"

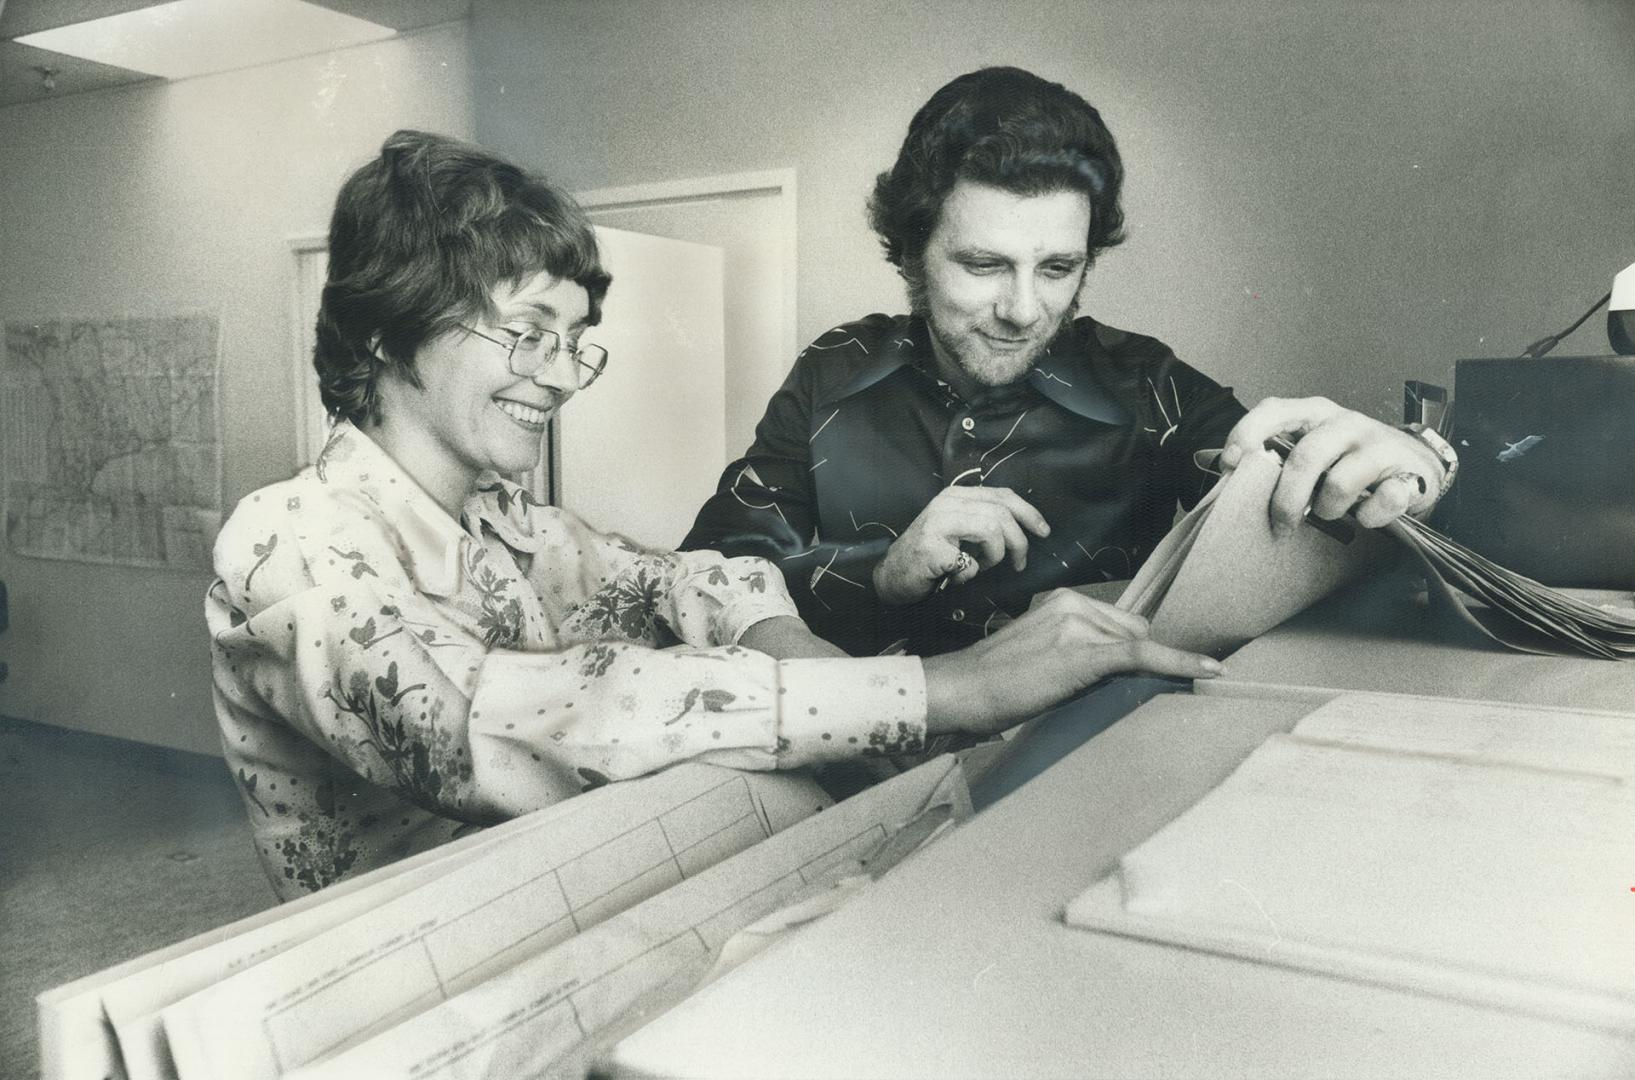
(205, 130), (1222, 900)
(367, 271), (597, 513)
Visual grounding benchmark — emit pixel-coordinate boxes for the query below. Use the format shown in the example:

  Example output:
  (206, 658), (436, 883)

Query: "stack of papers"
(1390, 514), (1635, 658)
(39, 758), (970, 1080)
(1065, 692), (1635, 1032)
(1120, 446), (1635, 660)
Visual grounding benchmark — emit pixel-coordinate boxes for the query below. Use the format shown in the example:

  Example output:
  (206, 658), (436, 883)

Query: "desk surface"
(1207, 575), (1635, 711)
(610, 691), (1635, 1079)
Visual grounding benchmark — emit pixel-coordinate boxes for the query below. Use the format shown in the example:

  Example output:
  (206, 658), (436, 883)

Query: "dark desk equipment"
(1440, 356), (1635, 588)
(1404, 379), (1448, 431)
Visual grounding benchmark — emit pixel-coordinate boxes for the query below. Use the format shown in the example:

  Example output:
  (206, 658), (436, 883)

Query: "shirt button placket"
(944, 410), (982, 485)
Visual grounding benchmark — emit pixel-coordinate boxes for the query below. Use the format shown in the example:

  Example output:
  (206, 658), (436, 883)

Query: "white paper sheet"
(1066, 711), (1635, 1033)
(157, 767), (827, 1080)
(1118, 449), (1391, 655)
(39, 786), (582, 1080)
(284, 755), (970, 1080)
(1293, 692), (1635, 779)
(1389, 514), (1635, 659)
(104, 794), (593, 1080)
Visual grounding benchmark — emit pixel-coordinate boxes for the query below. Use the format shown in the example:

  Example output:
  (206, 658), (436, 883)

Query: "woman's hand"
(921, 589), (1220, 738)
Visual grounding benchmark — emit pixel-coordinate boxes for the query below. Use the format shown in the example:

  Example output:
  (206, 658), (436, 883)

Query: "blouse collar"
(314, 422), (545, 596)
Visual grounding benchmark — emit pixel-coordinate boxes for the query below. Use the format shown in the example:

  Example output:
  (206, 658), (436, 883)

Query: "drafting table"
(607, 687), (1635, 1079)
(1201, 573), (1635, 710)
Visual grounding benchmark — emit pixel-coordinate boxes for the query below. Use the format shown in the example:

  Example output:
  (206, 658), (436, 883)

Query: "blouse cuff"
(774, 656), (928, 769)
(671, 552), (802, 645)
(720, 597), (805, 646)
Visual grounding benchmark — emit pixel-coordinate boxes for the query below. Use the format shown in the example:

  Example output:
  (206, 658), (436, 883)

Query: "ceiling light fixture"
(15, 0), (397, 81)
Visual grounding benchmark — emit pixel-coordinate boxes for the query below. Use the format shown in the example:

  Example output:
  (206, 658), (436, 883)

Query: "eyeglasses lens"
(507, 330), (607, 389)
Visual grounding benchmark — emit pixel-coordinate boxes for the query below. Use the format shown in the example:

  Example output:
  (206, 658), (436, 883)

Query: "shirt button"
(960, 417), (975, 431)
(950, 608), (965, 622)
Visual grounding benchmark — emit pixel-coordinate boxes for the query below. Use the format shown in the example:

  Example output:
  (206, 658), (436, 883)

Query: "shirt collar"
(1027, 329), (1132, 426)
(314, 422), (544, 596)
(819, 321), (926, 406)
(819, 315), (1130, 425)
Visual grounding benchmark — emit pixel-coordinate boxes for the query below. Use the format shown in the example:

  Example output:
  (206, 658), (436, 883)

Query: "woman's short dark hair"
(868, 67), (1126, 307)
(315, 130), (612, 426)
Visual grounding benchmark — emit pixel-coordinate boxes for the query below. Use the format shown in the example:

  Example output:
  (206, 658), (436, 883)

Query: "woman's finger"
(1088, 637), (1223, 681)
(1075, 598), (1150, 638)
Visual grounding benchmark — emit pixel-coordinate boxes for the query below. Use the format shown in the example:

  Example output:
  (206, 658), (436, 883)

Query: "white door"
(552, 226), (726, 548)
(578, 171), (796, 457)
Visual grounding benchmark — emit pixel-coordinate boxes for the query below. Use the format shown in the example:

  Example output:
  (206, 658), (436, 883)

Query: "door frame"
(288, 233), (329, 467)
(573, 167), (798, 368)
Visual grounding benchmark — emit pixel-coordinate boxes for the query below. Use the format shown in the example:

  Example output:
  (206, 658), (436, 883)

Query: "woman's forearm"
(738, 616), (850, 660)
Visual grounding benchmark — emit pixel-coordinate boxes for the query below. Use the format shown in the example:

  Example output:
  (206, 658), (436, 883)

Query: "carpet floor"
(1, 716), (277, 1080)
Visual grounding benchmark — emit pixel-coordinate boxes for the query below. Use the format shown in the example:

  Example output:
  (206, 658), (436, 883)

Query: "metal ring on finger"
(935, 550), (973, 593)
(1389, 470), (1428, 497)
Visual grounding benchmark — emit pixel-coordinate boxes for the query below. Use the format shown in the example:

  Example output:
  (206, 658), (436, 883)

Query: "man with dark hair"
(682, 67), (1455, 658)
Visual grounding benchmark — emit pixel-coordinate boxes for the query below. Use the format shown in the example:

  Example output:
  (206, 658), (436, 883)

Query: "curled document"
(155, 766), (827, 1080)
(1118, 448), (1392, 655)
(1064, 692), (1635, 1033)
(282, 754), (970, 1080)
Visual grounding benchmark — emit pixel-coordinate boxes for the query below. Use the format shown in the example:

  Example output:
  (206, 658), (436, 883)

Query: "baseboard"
(0, 713), (229, 782)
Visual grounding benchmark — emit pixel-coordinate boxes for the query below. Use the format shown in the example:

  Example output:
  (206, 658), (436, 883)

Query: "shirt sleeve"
(209, 489), (927, 827)
(679, 355), (899, 654)
(1147, 353), (1249, 512)
(546, 509), (806, 651)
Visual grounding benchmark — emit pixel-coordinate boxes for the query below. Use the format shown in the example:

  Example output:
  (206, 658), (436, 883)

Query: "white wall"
(0, 23), (475, 754)
(473, 0), (1635, 419)
(5, 1), (1634, 753)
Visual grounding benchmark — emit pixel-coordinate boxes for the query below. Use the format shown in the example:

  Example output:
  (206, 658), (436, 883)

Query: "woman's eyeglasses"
(462, 325), (609, 389)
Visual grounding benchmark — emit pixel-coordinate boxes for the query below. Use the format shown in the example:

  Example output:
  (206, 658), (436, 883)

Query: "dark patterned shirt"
(681, 313), (1248, 656)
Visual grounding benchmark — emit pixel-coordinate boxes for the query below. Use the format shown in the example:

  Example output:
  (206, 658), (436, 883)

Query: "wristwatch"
(1402, 422), (1459, 499)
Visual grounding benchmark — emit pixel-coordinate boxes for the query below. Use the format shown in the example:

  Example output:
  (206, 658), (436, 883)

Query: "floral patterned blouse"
(207, 422), (926, 900)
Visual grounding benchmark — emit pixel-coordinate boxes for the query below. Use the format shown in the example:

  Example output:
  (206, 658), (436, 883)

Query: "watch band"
(1402, 422), (1459, 499)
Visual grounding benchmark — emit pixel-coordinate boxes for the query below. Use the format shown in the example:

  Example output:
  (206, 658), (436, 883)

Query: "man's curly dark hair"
(315, 130), (612, 427)
(868, 67), (1126, 311)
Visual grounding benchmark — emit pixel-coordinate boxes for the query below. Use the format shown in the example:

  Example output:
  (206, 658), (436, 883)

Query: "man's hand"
(872, 487), (1050, 605)
(1219, 396), (1446, 535)
(921, 589), (1220, 737)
